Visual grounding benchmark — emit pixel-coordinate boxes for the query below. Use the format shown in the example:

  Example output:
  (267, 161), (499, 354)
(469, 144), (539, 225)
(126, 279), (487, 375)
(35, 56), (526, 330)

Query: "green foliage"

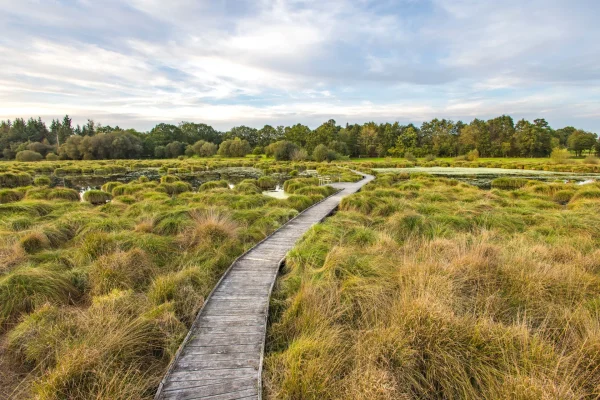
(218, 137), (252, 157)
(550, 147), (571, 164)
(16, 150), (44, 162)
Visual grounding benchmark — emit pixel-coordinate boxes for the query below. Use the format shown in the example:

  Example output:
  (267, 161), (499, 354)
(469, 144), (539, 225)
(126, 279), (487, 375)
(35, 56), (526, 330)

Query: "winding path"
(155, 173), (374, 400)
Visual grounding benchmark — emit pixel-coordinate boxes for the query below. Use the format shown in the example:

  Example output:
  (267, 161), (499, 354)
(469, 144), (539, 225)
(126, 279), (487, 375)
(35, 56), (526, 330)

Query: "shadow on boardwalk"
(155, 173), (374, 400)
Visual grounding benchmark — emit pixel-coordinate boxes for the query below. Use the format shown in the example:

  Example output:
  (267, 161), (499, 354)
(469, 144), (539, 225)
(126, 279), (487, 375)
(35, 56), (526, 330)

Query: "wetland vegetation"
(0, 160), (345, 399)
(264, 172), (600, 399)
(1, 114), (599, 399)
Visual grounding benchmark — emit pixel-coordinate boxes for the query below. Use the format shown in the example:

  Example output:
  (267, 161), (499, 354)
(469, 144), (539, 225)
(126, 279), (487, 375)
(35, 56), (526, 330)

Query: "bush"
(83, 190), (112, 205)
(313, 144), (329, 162)
(425, 154), (436, 162)
(404, 152), (416, 162)
(218, 138), (251, 157)
(550, 148), (571, 164)
(46, 153), (59, 161)
(465, 149), (479, 161)
(16, 150), (43, 162)
(584, 155), (599, 164)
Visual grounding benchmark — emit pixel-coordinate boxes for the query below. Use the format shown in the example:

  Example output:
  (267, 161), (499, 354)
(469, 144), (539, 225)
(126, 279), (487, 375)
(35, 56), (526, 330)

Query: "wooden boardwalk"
(155, 173), (374, 400)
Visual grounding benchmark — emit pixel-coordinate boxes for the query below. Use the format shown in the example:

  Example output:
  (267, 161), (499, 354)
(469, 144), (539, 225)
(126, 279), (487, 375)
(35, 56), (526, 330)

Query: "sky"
(0, 0), (599, 132)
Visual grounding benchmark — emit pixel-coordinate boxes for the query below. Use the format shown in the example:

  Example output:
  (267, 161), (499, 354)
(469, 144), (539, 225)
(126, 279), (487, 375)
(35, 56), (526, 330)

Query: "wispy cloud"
(0, 0), (598, 131)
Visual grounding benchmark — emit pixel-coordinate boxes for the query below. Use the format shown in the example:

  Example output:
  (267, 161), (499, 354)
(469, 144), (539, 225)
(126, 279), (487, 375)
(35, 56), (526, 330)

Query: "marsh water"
(374, 167), (600, 188)
(59, 167), (285, 191)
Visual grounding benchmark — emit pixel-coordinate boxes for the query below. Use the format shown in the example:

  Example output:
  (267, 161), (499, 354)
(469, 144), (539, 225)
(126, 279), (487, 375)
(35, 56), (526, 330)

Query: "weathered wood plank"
(155, 173), (374, 400)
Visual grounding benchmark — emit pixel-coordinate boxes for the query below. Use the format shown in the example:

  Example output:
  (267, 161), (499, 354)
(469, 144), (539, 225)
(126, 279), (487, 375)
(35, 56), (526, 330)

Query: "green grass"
(264, 174), (600, 399)
(0, 168), (341, 399)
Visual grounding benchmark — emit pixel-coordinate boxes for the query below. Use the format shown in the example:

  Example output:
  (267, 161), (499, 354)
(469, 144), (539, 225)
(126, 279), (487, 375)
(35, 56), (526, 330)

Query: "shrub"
(34, 175), (52, 186)
(465, 149), (480, 161)
(550, 147), (571, 164)
(313, 144), (329, 162)
(218, 138), (251, 157)
(16, 150), (43, 162)
(83, 190), (112, 205)
(424, 154), (436, 162)
(404, 152), (416, 162)
(584, 155), (599, 164)
(46, 153), (59, 161)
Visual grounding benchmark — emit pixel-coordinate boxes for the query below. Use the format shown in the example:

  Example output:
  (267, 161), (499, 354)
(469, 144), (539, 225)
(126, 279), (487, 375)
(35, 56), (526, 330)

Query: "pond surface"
(374, 167), (600, 188)
(262, 184), (289, 199)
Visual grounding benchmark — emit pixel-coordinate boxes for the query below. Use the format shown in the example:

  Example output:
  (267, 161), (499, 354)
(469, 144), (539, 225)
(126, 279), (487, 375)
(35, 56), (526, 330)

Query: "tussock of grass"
(0, 166), (355, 398)
(0, 189), (24, 203)
(180, 209), (239, 249)
(0, 267), (79, 326)
(89, 249), (156, 295)
(265, 175), (600, 399)
(26, 187), (80, 201)
(198, 180), (229, 191)
(83, 189), (112, 205)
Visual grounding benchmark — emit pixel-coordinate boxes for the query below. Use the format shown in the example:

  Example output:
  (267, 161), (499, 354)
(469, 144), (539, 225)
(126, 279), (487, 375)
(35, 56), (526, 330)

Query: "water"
(374, 167), (600, 188)
(263, 184), (289, 199)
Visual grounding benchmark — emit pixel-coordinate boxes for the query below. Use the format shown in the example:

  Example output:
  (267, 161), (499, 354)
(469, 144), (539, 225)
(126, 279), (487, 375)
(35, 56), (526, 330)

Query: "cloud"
(0, 0), (598, 131)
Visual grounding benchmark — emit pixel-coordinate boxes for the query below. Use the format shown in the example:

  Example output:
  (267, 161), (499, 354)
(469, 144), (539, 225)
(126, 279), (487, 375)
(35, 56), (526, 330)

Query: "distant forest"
(1, 115), (598, 161)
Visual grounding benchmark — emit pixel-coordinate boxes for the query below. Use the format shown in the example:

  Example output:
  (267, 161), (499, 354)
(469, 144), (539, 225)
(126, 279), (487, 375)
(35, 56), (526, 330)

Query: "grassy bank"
(264, 174), (600, 399)
(0, 174), (334, 399)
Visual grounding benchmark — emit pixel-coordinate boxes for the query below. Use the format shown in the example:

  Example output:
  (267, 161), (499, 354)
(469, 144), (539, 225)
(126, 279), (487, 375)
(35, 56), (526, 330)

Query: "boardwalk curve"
(155, 173), (374, 400)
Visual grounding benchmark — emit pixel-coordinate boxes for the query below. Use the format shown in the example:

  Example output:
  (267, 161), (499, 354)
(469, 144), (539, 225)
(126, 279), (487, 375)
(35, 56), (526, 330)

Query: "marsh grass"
(264, 174), (600, 399)
(0, 171), (333, 398)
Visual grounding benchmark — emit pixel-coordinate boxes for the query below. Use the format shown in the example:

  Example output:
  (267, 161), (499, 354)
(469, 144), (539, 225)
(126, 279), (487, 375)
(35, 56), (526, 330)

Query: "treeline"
(1, 115), (598, 161)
